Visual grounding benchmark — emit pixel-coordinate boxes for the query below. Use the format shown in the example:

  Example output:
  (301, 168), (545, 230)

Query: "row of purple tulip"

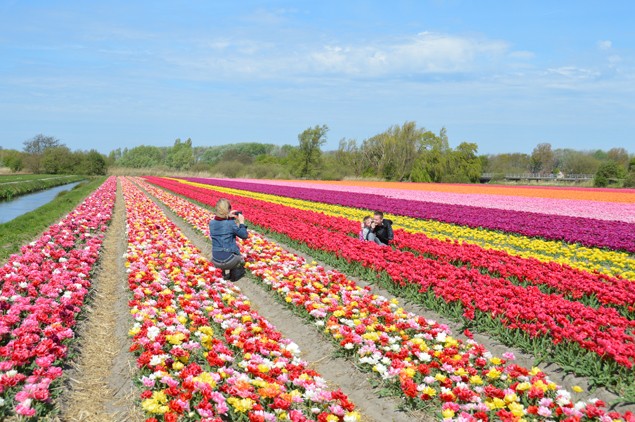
(182, 177), (635, 253)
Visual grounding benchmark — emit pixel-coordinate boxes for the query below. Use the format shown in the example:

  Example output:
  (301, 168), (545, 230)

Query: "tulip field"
(1, 175), (635, 421)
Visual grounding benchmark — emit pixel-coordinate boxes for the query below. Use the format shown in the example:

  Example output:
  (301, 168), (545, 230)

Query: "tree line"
(482, 142), (635, 187)
(1, 134), (107, 175)
(2, 126), (633, 187)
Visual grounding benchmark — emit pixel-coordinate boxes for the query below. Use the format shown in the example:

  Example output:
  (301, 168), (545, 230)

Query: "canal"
(0, 181), (82, 224)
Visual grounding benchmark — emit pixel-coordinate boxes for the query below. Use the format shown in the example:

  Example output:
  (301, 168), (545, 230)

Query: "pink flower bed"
(236, 179), (635, 223)
(0, 177), (117, 418)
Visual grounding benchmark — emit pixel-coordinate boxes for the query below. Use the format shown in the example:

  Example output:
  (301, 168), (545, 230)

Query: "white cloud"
(546, 66), (599, 80)
(597, 40), (612, 50)
(308, 32), (509, 76)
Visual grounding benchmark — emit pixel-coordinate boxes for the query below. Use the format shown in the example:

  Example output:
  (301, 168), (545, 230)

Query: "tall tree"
(530, 143), (555, 174)
(411, 128), (451, 182)
(295, 124), (328, 178)
(22, 134), (64, 173)
(607, 147), (630, 171)
(166, 138), (194, 170)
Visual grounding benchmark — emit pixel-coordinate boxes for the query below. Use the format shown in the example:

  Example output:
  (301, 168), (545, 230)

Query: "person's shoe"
(222, 270), (231, 280)
(229, 265), (246, 281)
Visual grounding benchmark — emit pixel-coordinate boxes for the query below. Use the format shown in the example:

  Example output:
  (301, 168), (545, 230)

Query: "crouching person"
(209, 198), (248, 281)
(371, 210), (393, 246)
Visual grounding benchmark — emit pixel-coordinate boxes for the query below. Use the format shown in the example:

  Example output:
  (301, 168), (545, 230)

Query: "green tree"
(22, 134), (63, 173)
(594, 161), (621, 187)
(294, 124), (328, 178)
(530, 143), (555, 174)
(118, 145), (164, 168)
(0, 149), (24, 172)
(334, 138), (363, 178)
(78, 150), (107, 175)
(482, 153), (531, 174)
(554, 149), (600, 175)
(607, 147), (629, 171)
(166, 138), (194, 170)
(444, 142), (481, 183)
(411, 128), (451, 182)
(41, 146), (78, 174)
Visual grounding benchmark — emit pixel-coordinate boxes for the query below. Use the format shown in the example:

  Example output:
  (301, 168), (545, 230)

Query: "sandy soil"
(56, 181), (143, 422)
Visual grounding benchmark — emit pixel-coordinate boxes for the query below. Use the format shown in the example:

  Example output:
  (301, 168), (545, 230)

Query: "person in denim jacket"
(209, 198), (248, 281)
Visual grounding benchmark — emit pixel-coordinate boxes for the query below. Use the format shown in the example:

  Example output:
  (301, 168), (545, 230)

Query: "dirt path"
(56, 180), (143, 422)
(136, 181), (430, 422)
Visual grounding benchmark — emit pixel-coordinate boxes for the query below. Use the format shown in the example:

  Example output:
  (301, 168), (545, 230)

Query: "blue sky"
(1, 1), (633, 155)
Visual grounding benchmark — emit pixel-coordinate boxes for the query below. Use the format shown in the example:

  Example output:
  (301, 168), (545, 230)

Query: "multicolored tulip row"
(121, 178), (359, 422)
(234, 179), (635, 223)
(168, 178), (635, 282)
(160, 177), (635, 313)
(143, 177), (635, 388)
(137, 177), (635, 421)
(0, 177), (117, 418)
(182, 177), (635, 254)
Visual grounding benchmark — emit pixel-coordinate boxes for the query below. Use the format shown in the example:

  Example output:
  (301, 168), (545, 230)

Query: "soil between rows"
(55, 180), (143, 421)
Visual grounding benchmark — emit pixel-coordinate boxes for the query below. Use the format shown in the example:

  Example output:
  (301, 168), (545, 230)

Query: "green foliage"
(623, 171), (635, 188)
(118, 145), (165, 168)
(410, 127), (451, 182)
(293, 124), (328, 178)
(78, 150), (107, 175)
(482, 152), (531, 174)
(530, 143), (555, 174)
(0, 149), (25, 172)
(166, 138), (194, 170)
(41, 146), (78, 174)
(198, 142), (278, 165)
(594, 160), (622, 187)
(442, 142), (482, 183)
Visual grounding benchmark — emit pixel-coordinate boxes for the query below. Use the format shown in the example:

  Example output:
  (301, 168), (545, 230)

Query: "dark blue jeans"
(212, 253), (244, 270)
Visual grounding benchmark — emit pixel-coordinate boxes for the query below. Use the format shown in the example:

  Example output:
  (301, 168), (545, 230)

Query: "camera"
(234, 210), (242, 215)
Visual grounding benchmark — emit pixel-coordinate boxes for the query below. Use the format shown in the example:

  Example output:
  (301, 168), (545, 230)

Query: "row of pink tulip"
(238, 179), (635, 223)
(0, 177), (117, 418)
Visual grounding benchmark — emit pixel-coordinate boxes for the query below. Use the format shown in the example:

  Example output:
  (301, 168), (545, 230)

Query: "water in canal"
(0, 181), (82, 224)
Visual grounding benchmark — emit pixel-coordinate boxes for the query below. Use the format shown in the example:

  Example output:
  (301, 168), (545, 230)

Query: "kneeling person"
(209, 198), (248, 281)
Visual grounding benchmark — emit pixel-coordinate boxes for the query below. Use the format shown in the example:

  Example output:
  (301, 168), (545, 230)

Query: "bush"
(623, 171), (635, 188)
(594, 161), (621, 187)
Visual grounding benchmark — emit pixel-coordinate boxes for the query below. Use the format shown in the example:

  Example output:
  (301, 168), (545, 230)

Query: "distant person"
(209, 198), (248, 281)
(371, 211), (393, 246)
(359, 215), (377, 242)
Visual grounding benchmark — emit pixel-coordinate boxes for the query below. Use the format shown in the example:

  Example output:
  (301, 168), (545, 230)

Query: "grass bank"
(0, 177), (106, 263)
(0, 174), (86, 200)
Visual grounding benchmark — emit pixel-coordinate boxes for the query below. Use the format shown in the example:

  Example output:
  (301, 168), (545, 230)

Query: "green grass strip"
(0, 175), (86, 200)
(0, 177), (106, 263)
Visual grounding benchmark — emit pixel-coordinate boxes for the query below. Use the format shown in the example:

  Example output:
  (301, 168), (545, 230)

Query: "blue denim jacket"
(209, 218), (248, 261)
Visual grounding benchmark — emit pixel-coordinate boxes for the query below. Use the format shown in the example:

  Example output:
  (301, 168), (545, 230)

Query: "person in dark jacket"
(371, 210), (393, 246)
(209, 198), (248, 281)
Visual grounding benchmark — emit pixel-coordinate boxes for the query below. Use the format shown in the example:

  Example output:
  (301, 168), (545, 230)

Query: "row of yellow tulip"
(171, 178), (635, 281)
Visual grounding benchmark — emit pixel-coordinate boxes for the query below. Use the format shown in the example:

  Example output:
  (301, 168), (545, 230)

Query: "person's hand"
(236, 213), (245, 225)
